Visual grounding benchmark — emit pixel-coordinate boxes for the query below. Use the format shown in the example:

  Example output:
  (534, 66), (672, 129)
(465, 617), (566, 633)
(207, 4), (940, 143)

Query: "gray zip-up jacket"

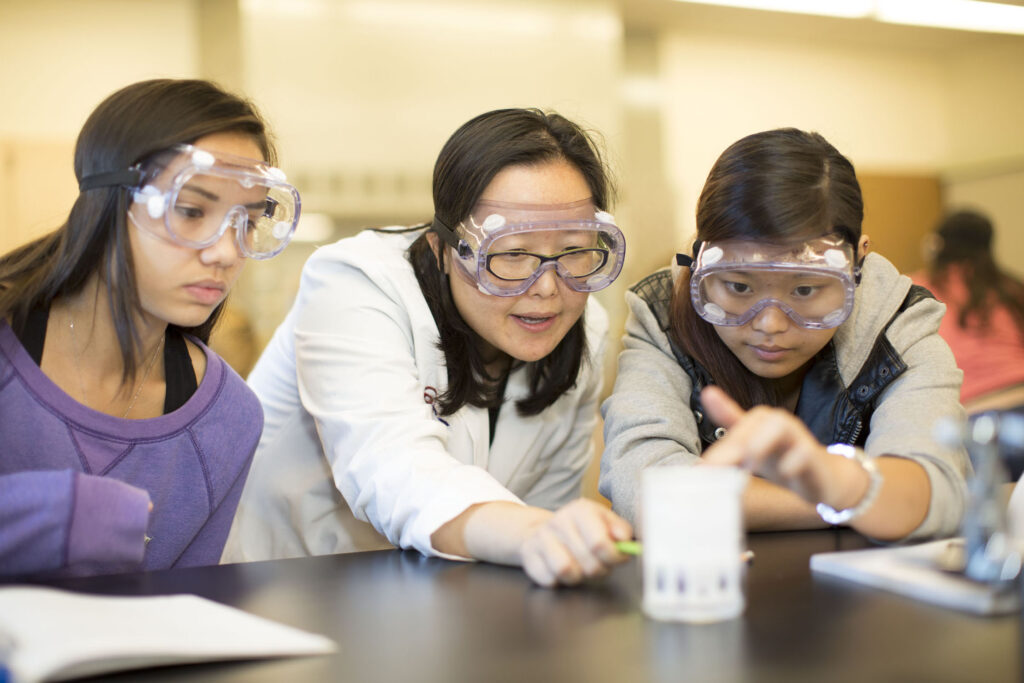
(600, 252), (970, 541)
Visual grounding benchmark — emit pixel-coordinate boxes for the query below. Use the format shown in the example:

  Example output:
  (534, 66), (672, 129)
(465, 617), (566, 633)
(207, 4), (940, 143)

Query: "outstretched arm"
(742, 476), (828, 531)
(701, 386), (930, 541)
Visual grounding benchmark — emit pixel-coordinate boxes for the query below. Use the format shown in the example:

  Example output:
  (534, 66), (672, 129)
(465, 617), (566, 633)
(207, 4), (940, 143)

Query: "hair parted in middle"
(407, 107), (615, 417)
(670, 127), (864, 410)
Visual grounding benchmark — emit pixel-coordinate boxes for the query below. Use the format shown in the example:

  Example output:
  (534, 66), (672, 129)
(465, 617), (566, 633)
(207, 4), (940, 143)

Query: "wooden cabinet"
(858, 171), (943, 275)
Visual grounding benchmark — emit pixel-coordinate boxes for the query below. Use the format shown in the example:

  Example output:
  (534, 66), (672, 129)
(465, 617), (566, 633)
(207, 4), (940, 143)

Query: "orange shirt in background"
(911, 268), (1024, 403)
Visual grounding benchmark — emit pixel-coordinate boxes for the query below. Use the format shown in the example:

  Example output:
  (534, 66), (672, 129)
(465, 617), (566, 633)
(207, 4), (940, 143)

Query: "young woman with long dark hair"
(0, 79), (300, 577)
(601, 128), (969, 542)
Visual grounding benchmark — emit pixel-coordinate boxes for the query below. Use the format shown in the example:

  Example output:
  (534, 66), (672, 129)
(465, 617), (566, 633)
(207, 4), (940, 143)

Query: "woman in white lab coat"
(223, 108), (632, 586)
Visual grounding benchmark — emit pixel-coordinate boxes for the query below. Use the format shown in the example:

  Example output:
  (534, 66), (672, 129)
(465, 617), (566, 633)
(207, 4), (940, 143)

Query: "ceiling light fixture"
(671, 0), (874, 18)
(673, 0), (1024, 35)
(876, 0), (1024, 35)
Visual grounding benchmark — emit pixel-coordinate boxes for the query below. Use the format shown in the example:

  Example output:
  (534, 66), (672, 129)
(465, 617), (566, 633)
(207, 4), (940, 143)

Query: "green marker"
(615, 540), (642, 556)
(614, 542), (755, 565)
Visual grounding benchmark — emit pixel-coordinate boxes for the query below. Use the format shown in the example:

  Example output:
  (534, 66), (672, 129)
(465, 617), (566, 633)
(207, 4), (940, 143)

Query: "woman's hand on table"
(433, 499), (633, 588)
(518, 499), (633, 587)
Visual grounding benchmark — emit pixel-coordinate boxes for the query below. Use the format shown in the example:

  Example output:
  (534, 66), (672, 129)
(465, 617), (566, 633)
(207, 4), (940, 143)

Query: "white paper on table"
(0, 586), (337, 683)
(810, 538), (1021, 616)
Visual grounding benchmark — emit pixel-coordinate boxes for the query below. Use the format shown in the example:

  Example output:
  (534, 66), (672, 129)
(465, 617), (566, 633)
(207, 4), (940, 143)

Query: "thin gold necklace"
(67, 313), (164, 419)
(66, 314), (89, 404)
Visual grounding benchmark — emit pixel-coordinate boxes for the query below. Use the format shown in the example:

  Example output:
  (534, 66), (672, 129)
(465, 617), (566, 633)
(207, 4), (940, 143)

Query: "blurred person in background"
(912, 209), (1024, 414)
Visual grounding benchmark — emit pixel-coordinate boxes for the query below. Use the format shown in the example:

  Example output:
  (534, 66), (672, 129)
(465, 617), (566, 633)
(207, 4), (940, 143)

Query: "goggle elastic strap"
(78, 167), (144, 192)
(431, 216), (473, 259)
(675, 240), (703, 268)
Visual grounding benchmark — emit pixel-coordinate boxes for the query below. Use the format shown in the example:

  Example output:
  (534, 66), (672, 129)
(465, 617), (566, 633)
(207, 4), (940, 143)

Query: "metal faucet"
(944, 410), (1024, 584)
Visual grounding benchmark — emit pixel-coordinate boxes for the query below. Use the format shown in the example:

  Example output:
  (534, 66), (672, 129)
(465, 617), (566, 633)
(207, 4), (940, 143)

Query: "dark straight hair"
(669, 127), (864, 410)
(0, 78), (274, 382)
(928, 209), (1024, 335)
(408, 108), (614, 417)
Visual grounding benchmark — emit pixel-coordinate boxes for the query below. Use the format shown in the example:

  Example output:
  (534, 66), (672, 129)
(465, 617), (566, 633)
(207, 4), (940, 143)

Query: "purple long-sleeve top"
(0, 321), (262, 578)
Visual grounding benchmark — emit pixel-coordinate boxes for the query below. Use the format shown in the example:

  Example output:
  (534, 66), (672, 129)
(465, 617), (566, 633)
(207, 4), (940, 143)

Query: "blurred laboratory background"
(2, 0), (1022, 409)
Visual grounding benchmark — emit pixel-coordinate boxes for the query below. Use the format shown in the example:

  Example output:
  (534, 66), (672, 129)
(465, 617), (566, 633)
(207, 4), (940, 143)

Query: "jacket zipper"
(848, 420), (864, 445)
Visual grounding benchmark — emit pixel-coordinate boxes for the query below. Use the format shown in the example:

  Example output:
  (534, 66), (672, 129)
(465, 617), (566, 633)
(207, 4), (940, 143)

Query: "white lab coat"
(222, 228), (607, 562)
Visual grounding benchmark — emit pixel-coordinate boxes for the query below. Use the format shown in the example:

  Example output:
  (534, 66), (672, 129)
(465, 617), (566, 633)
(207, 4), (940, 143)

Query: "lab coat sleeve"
(599, 289), (703, 526)
(291, 247), (522, 559)
(0, 470), (149, 577)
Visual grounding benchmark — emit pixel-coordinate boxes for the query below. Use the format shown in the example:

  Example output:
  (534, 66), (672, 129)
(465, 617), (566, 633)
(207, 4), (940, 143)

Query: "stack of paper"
(0, 586), (336, 683)
(811, 539), (1021, 616)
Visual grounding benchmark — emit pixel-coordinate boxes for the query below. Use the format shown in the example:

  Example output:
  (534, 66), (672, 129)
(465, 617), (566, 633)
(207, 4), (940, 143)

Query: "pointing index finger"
(700, 385), (745, 429)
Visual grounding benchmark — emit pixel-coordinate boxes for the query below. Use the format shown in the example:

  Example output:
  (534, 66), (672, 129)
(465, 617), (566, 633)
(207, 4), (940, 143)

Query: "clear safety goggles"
(431, 198), (626, 297)
(679, 234), (858, 329)
(80, 144), (300, 259)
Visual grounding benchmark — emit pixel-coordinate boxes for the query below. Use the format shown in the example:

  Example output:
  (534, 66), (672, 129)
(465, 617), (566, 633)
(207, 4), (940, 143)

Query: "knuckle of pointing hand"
(749, 406), (777, 422)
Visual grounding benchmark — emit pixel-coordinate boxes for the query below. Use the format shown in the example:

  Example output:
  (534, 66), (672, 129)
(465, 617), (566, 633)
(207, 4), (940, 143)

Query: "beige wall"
(0, 1), (196, 139)
(945, 42), (1024, 168)
(659, 31), (953, 248)
(0, 0), (197, 254)
(231, 0), (624, 347)
(240, 0), (621, 172)
(0, 140), (81, 252)
(943, 41), (1024, 280)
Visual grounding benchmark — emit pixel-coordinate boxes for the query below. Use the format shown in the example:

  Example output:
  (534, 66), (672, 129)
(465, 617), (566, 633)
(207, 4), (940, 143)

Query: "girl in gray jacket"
(601, 128), (968, 542)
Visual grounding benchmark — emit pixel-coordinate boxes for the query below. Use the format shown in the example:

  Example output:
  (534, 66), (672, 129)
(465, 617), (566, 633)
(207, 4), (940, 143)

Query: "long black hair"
(927, 209), (1024, 335)
(670, 127), (863, 410)
(0, 78), (274, 382)
(407, 108), (614, 417)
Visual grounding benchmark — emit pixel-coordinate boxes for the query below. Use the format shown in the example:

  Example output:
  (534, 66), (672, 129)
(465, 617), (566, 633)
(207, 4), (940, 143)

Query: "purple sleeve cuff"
(67, 473), (151, 572)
